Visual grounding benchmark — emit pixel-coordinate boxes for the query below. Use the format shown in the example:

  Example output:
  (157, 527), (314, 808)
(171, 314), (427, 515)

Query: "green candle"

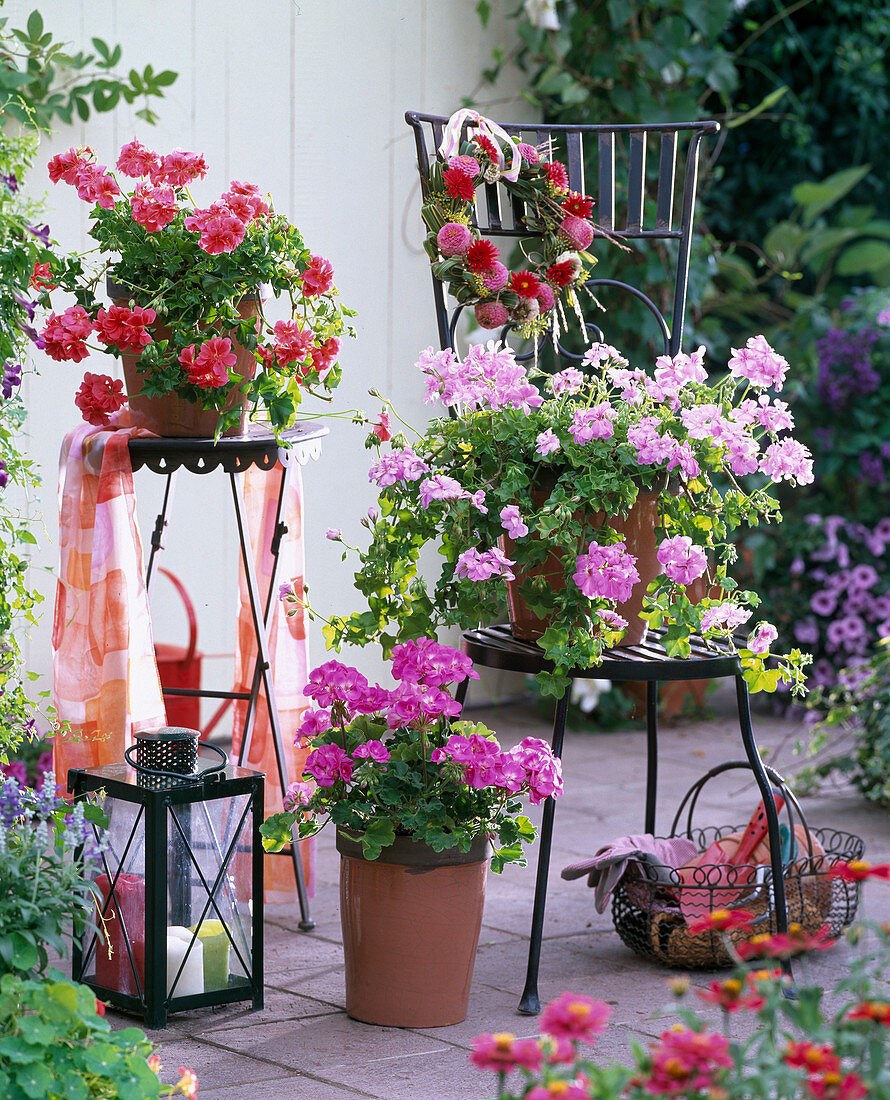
(190, 920), (229, 990)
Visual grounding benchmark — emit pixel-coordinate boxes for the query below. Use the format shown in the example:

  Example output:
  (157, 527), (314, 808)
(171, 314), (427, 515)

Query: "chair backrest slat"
(626, 130), (646, 233)
(655, 130), (678, 231)
(565, 130), (585, 194)
(597, 131), (615, 233)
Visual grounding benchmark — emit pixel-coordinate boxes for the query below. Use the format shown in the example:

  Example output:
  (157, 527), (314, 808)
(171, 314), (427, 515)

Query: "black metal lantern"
(69, 728), (264, 1028)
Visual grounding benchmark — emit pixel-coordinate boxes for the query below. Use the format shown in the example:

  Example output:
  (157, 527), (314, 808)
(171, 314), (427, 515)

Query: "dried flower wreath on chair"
(419, 110), (597, 338)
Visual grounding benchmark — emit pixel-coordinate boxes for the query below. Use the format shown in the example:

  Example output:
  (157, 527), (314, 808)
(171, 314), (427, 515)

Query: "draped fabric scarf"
(52, 418), (313, 901)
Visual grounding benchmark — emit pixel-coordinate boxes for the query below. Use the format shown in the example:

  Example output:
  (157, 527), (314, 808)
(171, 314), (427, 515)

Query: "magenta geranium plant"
(260, 638), (562, 869)
(32, 139), (355, 437)
(322, 338), (814, 697)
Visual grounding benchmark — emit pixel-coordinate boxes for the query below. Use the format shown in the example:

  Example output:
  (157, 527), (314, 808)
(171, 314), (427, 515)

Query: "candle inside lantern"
(190, 920), (230, 991)
(94, 873), (146, 996)
(166, 926), (204, 997)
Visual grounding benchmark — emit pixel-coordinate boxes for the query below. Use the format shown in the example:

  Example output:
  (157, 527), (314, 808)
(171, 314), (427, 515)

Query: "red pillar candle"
(94, 873), (146, 996)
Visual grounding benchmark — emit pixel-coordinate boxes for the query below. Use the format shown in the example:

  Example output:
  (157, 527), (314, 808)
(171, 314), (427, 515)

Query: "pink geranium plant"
(323, 339), (813, 697)
(260, 638), (562, 868)
(34, 140), (355, 437)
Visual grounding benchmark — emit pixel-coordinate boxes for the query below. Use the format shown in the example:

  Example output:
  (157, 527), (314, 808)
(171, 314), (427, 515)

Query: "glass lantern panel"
(83, 797), (147, 998)
(166, 792), (253, 997)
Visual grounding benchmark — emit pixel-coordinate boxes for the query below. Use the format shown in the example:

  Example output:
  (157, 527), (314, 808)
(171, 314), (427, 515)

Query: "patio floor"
(105, 685), (890, 1099)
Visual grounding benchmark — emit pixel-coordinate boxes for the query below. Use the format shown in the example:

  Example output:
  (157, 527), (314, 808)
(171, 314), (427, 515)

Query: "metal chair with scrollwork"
(405, 110), (793, 1014)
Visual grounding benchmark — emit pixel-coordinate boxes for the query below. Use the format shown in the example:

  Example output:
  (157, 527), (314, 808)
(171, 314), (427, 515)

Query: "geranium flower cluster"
(470, 914), (890, 1100)
(261, 638), (562, 870)
(421, 112), (594, 337)
(34, 140), (354, 435)
(331, 335), (813, 698)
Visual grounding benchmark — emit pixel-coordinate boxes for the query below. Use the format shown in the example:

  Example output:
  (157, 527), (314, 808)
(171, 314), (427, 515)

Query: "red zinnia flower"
(827, 859), (890, 882)
(466, 239), (500, 273)
(846, 1000), (890, 1026)
(687, 908), (754, 936)
(472, 133), (500, 163)
(738, 922), (834, 961)
(562, 191), (594, 218)
(442, 166), (476, 203)
(806, 1070), (869, 1100)
(544, 160), (569, 191)
(784, 1040), (841, 1076)
(510, 270), (542, 298)
(546, 259), (579, 288)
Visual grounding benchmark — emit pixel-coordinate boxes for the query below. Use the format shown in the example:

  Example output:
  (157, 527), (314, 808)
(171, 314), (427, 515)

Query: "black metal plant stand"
(128, 423), (327, 931)
(455, 626), (791, 1015)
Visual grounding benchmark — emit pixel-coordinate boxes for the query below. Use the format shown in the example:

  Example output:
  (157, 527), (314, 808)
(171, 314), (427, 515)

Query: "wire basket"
(611, 762), (864, 969)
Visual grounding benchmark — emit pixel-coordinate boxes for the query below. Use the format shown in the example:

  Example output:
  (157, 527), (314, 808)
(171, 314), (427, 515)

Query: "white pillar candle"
(166, 926), (204, 997)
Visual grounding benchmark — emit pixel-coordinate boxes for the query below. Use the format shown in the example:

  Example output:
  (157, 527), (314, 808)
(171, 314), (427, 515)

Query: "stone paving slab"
(102, 687), (890, 1099)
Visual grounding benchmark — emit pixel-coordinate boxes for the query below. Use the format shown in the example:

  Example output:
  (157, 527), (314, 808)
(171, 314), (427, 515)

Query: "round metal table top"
(127, 421), (329, 474)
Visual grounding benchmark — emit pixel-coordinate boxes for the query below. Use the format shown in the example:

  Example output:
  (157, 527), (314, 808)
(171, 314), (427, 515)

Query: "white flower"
(524, 0), (560, 31)
(571, 678), (611, 715)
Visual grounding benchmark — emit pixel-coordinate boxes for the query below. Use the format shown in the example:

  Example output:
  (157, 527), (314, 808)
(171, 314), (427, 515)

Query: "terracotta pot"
(109, 281), (260, 438)
(336, 831), (488, 1027)
(503, 487), (663, 647)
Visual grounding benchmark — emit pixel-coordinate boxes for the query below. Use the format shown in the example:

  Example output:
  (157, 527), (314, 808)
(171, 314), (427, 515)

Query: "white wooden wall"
(11, 0), (528, 718)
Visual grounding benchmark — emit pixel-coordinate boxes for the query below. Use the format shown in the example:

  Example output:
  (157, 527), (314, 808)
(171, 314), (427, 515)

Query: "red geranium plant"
(34, 139), (355, 437)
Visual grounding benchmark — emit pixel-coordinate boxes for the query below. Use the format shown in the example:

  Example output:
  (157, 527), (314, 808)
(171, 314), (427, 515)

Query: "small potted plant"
(322, 338), (813, 698)
(34, 139), (355, 438)
(261, 636), (563, 1028)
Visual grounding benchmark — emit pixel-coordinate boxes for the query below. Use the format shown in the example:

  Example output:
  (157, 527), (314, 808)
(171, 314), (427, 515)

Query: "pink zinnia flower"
(74, 373), (126, 426)
(474, 301), (509, 329)
(559, 214), (594, 250)
(481, 262), (509, 292)
(469, 1033), (543, 1074)
(540, 992), (611, 1044)
(517, 142), (541, 164)
(436, 222), (472, 257)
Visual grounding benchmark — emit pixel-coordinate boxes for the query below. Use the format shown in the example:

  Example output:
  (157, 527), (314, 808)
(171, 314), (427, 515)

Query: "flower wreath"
(420, 109), (598, 337)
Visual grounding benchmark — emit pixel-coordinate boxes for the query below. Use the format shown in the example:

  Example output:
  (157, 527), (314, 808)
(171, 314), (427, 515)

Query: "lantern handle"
(124, 741), (228, 783)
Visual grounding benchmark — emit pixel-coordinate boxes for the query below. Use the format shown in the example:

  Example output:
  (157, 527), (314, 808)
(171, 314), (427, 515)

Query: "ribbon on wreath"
(438, 108), (522, 183)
